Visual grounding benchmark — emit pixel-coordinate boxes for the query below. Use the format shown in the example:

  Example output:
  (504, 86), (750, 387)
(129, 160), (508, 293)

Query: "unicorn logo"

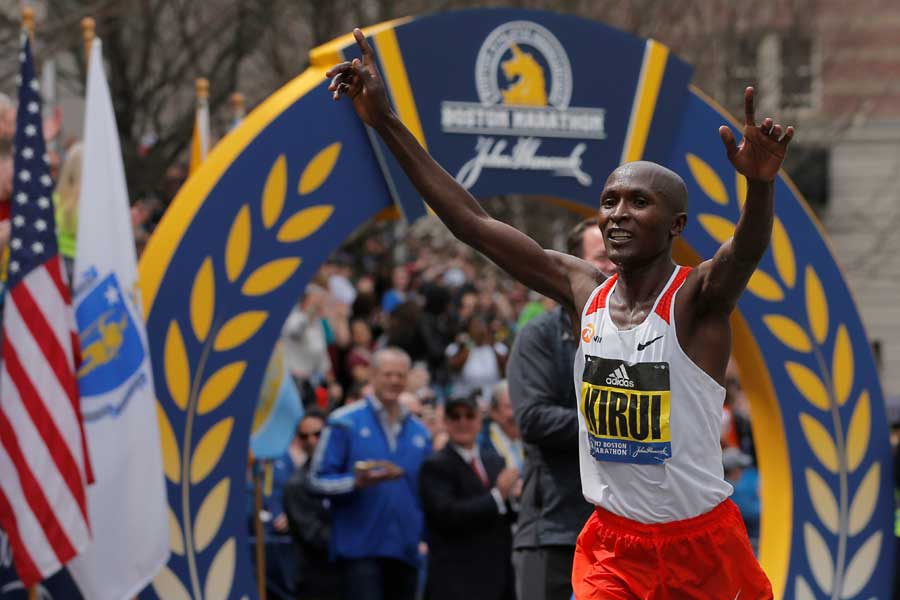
(501, 44), (548, 106)
(474, 21), (572, 109)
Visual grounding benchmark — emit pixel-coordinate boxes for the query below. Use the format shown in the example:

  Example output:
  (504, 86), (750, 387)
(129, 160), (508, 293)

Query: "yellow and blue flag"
(251, 343), (304, 459)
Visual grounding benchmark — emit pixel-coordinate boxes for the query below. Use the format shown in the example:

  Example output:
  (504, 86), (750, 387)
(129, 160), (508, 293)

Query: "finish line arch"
(139, 9), (893, 599)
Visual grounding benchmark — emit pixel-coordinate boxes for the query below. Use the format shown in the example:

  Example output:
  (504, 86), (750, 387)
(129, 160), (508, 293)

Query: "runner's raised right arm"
(327, 28), (601, 314)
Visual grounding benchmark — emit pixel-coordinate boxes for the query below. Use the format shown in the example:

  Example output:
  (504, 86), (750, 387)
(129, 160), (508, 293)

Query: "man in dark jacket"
(419, 393), (519, 600)
(506, 219), (613, 600)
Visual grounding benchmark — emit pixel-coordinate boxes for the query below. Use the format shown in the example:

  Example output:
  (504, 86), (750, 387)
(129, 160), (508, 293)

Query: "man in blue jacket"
(309, 347), (431, 600)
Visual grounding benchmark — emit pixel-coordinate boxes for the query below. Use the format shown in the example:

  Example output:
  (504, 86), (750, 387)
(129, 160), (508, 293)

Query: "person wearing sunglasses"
(419, 393), (519, 600)
(284, 410), (340, 599)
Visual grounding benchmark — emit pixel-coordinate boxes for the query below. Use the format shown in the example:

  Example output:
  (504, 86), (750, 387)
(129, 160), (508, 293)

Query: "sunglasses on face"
(299, 430), (322, 440)
(446, 411), (477, 422)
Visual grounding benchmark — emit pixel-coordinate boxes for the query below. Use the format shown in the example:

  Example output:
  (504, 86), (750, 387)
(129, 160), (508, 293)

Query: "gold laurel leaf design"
(805, 468), (839, 534)
(151, 565), (192, 600)
(164, 321), (190, 410)
(194, 477), (231, 552)
(805, 266), (829, 345)
(747, 269), (785, 302)
(198, 361), (247, 416)
(764, 315), (812, 353)
(156, 401), (180, 484)
(697, 214), (735, 244)
(848, 461), (880, 536)
(190, 257), (214, 343)
(190, 417), (234, 484)
(832, 325), (854, 406)
(225, 205), (251, 283)
(785, 362), (830, 411)
(800, 413), (840, 474)
(262, 155), (287, 229)
(840, 531), (882, 599)
(277, 206), (335, 243)
(686, 153), (728, 205)
(846, 390), (871, 472)
(168, 504), (184, 556)
(213, 311), (268, 352)
(803, 521), (835, 594)
(735, 172), (747, 207)
(241, 258), (302, 297)
(204, 537), (236, 600)
(299, 142), (342, 195)
(794, 576), (816, 600)
(771, 216), (796, 289)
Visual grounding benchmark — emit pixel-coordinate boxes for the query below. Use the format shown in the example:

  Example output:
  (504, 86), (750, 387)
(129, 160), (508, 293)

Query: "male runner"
(327, 28), (792, 599)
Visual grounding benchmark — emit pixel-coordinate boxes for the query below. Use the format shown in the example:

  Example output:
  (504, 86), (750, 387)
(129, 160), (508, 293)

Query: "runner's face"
(598, 164), (683, 267)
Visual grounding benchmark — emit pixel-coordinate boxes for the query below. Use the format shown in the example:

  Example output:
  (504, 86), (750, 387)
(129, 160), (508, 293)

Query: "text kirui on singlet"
(580, 356), (672, 464)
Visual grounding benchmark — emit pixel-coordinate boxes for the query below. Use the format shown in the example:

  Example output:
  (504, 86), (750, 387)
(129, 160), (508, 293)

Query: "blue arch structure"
(138, 10), (893, 600)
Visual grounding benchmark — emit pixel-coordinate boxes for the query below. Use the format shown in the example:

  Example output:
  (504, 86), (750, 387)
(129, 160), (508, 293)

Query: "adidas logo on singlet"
(605, 364), (635, 388)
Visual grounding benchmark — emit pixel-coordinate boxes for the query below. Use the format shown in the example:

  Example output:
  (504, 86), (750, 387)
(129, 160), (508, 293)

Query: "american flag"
(0, 32), (91, 586)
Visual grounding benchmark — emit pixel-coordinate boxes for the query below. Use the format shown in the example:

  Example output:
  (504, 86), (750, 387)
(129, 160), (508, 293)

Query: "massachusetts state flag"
(66, 39), (169, 600)
(0, 31), (91, 587)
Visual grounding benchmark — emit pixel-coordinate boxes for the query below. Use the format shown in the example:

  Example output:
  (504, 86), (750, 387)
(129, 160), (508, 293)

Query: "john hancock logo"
(441, 21), (605, 188)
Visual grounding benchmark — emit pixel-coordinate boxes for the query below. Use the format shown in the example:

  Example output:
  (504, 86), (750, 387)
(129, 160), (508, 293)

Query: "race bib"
(581, 356), (671, 464)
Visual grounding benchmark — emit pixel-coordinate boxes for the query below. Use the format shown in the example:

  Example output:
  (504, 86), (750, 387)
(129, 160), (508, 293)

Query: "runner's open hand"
(719, 87), (794, 183)
(326, 28), (395, 128)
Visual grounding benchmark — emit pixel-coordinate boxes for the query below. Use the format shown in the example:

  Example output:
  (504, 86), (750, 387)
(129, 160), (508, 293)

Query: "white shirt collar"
(450, 443), (480, 463)
(369, 395), (409, 420)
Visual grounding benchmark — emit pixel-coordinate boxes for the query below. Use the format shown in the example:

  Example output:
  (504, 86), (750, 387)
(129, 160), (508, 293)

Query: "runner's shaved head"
(609, 161), (688, 215)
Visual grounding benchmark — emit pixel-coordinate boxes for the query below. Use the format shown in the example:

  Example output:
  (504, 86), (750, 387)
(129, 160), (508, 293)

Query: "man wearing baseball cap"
(419, 392), (519, 600)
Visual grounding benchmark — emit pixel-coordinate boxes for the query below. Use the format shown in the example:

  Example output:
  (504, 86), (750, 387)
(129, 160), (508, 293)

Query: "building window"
(780, 35), (815, 110)
(725, 30), (817, 113)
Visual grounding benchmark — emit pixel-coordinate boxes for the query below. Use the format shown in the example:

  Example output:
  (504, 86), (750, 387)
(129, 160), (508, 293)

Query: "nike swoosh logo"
(637, 335), (664, 351)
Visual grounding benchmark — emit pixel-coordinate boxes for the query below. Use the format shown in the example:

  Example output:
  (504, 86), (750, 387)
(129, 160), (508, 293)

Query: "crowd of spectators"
(279, 221), (544, 417)
(249, 221), (561, 599)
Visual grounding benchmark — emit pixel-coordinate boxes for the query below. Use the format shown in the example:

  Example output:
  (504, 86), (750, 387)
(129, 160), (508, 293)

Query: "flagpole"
(189, 78), (210, 174)
(230, 91), (245, 128)
(252, 457), (268, 600)
(22, 6), (34, 45)
(81, 17), (95, 67)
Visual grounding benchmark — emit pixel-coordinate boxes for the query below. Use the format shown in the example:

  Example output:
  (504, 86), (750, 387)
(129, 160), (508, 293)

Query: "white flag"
(68, 39), (169, 600)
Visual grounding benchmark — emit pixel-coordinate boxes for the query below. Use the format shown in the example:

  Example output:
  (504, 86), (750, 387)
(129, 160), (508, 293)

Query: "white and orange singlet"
(573, 265), (733, 523)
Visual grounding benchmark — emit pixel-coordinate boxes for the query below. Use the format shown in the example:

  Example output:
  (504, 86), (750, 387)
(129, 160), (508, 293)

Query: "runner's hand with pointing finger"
(326, 28), (395, 129)
(718, 86), (794, 183)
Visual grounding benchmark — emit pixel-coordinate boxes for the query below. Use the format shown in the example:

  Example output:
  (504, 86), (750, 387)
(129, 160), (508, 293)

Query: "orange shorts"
(572, 499), (772, 600)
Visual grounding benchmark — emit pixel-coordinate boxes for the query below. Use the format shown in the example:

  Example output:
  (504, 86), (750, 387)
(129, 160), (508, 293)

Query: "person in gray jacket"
(507, 219), (614, 600)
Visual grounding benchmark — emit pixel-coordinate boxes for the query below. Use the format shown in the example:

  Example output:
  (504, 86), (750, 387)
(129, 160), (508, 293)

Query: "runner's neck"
(612, 259), (677, 310)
